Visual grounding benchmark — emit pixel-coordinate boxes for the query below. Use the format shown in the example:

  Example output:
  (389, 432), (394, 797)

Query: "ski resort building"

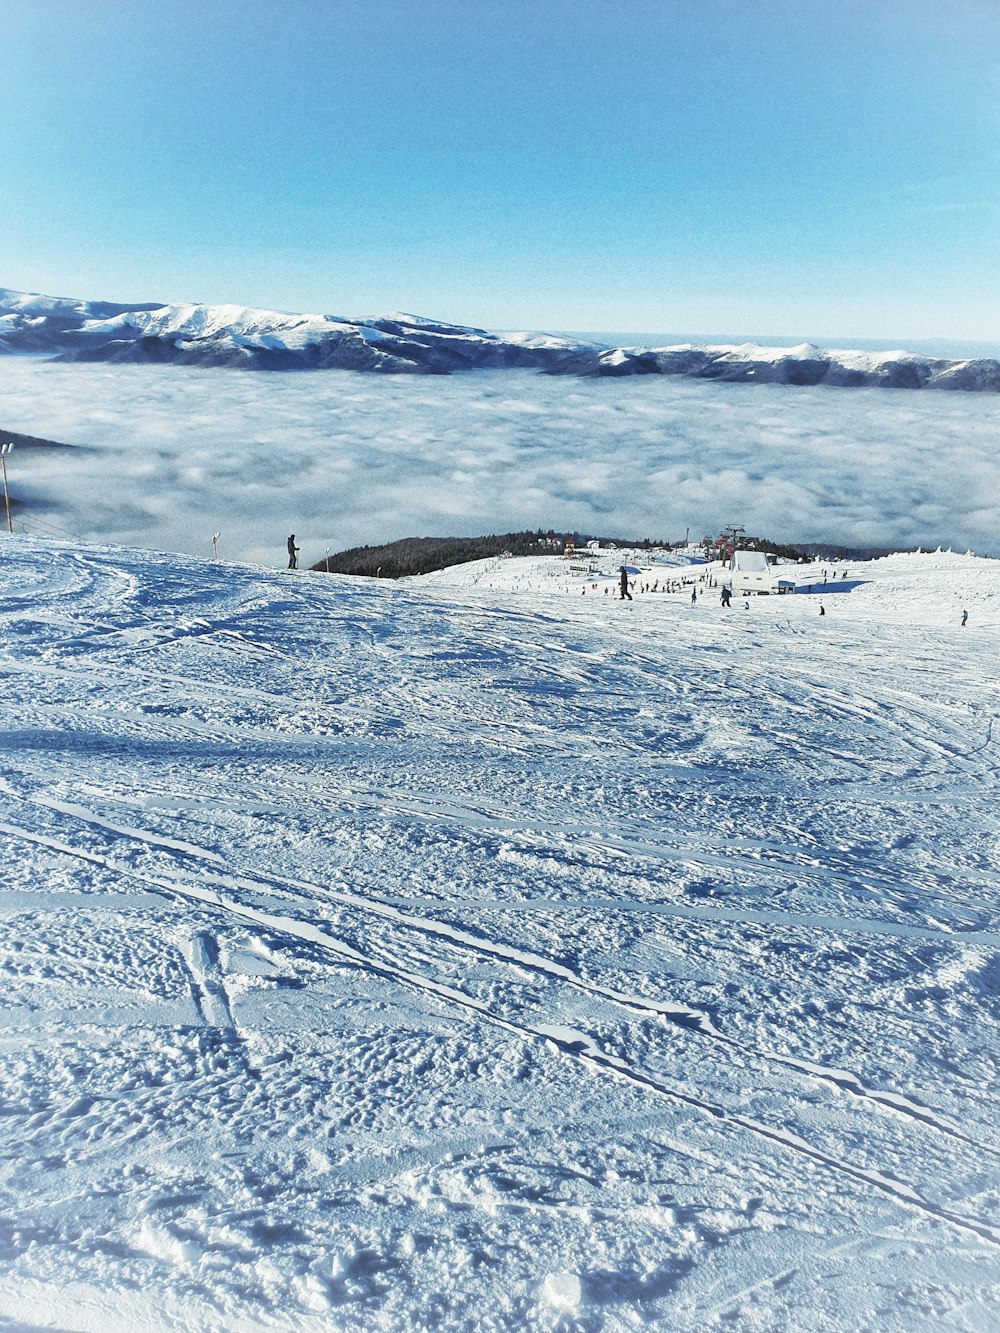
(728, 549), (774, 595)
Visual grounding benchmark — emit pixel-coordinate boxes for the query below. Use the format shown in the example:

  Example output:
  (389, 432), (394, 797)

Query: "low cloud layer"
(1, 358), (999, 566)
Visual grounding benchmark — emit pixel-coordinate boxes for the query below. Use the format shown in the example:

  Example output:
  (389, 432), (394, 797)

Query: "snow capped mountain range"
(2, 284), (1000, 389)
(0, 287), (594, 375)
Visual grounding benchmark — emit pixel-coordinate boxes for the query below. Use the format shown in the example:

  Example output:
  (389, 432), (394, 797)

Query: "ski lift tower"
(722, 524), (745, 564)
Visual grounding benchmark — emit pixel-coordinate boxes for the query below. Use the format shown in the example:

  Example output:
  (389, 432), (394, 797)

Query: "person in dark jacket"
(721, 586), (732, 607)
(619, 566), (632, 601)
(287, 534), (299, 569)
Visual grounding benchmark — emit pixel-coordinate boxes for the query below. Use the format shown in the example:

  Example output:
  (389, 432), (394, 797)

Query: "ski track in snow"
(179, 931), (238, 1033)
(1, 537), (999, 1330)
(4, 791), (1000, 1167)
(5, 809), (1000, 1254)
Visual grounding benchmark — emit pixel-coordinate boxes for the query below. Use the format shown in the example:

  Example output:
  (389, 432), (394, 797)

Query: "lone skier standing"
(619, 566), (632, 601)
(287, 534), (299, 570)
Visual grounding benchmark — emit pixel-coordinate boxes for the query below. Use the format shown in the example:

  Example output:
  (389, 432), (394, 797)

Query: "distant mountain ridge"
(0, 287), (594, 375)
(2, 285), (999, 391)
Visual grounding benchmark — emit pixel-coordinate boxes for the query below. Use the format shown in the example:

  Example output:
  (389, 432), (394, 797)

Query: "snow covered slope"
(2, 285), (1000, 388)
(1, 537), (999, 1330)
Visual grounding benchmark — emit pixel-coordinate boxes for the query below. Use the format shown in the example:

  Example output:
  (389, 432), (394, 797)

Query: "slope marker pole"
(1, 443), (12, 534)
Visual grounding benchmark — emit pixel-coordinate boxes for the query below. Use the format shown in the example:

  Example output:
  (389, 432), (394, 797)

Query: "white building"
(728, 549), (773, 595)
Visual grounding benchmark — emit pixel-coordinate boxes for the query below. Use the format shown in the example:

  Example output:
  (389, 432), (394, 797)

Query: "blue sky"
(2, 0), (998, 340)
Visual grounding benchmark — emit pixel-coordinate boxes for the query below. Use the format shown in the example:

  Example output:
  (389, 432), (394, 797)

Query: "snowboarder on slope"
(287, 534), (299, 570)
(720, 586), (732, 608)
(619, 566), (632, 601)
(691, 587), (697, 604)
(962, 609), (969, 627)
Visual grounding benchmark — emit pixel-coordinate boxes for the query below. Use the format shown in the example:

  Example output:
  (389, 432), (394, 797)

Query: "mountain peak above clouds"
(0, 285), (997, 390)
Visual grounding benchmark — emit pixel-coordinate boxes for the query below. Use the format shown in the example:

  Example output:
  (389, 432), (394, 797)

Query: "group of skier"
(617, 565), (836, 615)
(619, 564), (744, 609)
(287, 546), (974, 629)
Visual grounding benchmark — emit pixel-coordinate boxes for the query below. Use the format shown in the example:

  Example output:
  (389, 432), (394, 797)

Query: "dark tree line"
(312, 532), (569, 579)
(740, 535), (808, 561)
(311, 530), (674, 579)
(311, 529), (826, 579)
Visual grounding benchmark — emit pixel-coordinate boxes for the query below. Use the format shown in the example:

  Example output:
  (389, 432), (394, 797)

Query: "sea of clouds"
(2, 357), (999, 567)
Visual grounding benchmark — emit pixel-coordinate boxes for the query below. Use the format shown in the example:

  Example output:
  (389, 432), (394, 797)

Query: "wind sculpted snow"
(1, 536), (998, 1330)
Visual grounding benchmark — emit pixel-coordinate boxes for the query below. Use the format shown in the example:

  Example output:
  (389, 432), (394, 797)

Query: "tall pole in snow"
(0, 442), (12, 534)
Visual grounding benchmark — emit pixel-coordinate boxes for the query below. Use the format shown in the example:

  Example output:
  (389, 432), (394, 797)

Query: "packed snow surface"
(1, 538), (999, 1331)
